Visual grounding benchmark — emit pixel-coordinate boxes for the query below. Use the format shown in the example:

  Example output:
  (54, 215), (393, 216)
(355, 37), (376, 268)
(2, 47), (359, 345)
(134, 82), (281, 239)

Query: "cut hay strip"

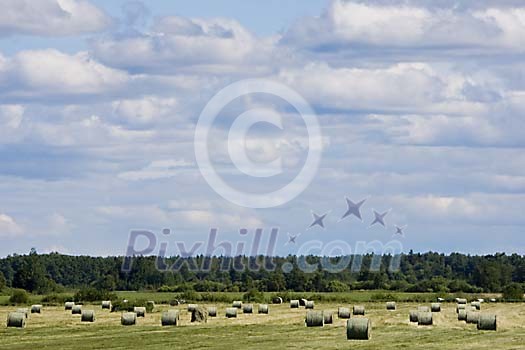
(299, 299), (307, 307)
(72, 305), (82, 315)
(466, 311), (480, 324)
(225, 307), (237, 318)
(187, 304), (198, 312)
(65, 302), (75, 310)
(338, 307), (351, 319)
(386, 302), (396, 310)
(16, 308), (28, 318)
(81, 310), (95, 322)
(305, 301), (314, 309)
(134, 307), (146, 317)
(346, 318), (371, 340)
(431, 303), (441, 312)
(477, 314), (497, 331)
(258, 304), (269, 314)
(458, 309), (467, 321)
(353, 305), (365, 315)
(417, 306), (430, 313)
(121, 312), (136, 326)
(471, 301), (481, 310)
(272, 297), (283, 304)
(232, 301), (242, 309)
(101, 301), (112, 309)
(409, 310), (418, 323)
(6, 312), (25, 328)
(161, 310), (180, 326)
(323, 311), (333, 324)
(457, 298), (467, 304)
(242, 304), (253, 314)
(418, 312), (433, 326)
(305, 310), (324, 327)
(290, 300), (300, 308)
(30, 305), (42, 314)
(207, 307), (217, 317)
(456, 304), (466, 313)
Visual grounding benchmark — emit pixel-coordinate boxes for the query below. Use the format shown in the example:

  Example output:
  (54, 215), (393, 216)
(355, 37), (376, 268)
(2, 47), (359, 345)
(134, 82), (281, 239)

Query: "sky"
(0, 0), (524, 257)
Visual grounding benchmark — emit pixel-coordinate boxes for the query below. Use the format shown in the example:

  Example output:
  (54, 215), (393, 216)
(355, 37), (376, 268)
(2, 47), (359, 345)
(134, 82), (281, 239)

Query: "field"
(1, 297), (524, 349)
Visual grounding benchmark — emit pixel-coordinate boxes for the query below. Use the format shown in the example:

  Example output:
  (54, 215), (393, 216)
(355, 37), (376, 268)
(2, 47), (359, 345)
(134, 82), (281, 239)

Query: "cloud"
(112, 96), (178, 126)
(0, 0), (112, 36)
(0, 213), (23, 237)
(118, 159), (194, 181)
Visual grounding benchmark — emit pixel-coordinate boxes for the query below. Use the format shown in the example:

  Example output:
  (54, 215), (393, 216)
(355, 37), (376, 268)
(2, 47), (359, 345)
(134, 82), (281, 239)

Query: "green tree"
(502, 283), (524, 301)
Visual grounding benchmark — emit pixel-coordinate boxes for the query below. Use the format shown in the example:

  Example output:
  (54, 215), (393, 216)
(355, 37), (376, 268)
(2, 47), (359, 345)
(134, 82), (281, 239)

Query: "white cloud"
(118, 159), (194, 181)
(0, 213), (23, 237)
(112, 96), (178, 125)
(0, 0), (111, 36)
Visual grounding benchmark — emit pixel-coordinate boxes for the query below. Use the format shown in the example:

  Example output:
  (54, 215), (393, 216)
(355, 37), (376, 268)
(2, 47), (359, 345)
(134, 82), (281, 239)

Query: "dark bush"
(74, 287), (117, 303)
(9, 289), (29, 304)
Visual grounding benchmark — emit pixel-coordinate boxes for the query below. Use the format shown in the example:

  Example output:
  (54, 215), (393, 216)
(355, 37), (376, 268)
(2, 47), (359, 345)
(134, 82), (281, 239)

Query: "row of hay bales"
(6, 305), (43, 328)
(290, 299), (315, 309)
(455, 300), (496, 330)
(336, 305), (366, 319)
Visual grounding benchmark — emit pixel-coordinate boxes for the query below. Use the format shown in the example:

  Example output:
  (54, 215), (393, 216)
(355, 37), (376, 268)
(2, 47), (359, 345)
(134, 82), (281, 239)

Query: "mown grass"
(0, 299), (523, 349)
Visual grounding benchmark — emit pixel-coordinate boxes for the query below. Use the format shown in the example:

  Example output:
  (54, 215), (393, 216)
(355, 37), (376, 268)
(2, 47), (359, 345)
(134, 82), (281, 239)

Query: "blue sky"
(0, 0), (524, 257)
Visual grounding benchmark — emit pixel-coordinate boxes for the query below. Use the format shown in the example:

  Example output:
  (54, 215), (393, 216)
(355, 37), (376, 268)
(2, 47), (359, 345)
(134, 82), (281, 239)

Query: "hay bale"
(225, 307), (237, 318)
(232, 301), (242, 309)
(121, 312), (136, 326)
(31, 305), (42, 314)
(386, 302), (396, 310)
(458, 309), (467, 321)
(305, 310), (324, 327)
(134, 307), (146, 317)
(477, 314), (497, 331)
(305, 301), (314, 309)
(431, 303), (441, 312)
(466, 311), (480, 324)
(456, 304), (466, 313)
(290, 300), (300, 308)
(243, 304), (253, 314)
(161, 310), (179, 326)
(418, 312), (433, 326)
(457, 298), (467, 304)
(101, 301), (112, 310)
(6, 312), (26, 328)
(207, 307), (217, 317)
(323, 311), (333, 324)
(346, 318), (371, 340)
(81, 310), (95, 322)
(417, 306), (430, 313)
(65, 302), (75, 310)
(471, 301), (481, 310)
(72, 305), (82, 315)
(187, 304), (198, 312)
(170, 300), (179, 306)
(338, 307), (351, 319)
(272, 297), (283, 304)
(437, 297), (445, 302)
(299, 298), (307, 307)
(409, 310), (418, 323)
(489, 298), (496, 303)
(353, 305), (365, 315)
(258, 304), (269, 314)
(16, 308), (28, 318)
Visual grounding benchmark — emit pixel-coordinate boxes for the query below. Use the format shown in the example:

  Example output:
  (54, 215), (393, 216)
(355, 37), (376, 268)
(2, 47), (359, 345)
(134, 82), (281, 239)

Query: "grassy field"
(1, 299), (524, 349)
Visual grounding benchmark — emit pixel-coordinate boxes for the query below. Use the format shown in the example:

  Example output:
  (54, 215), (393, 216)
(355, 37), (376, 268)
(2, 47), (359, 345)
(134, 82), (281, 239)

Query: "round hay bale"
(417, 306), (430, 313)
(418, 312), (433, 326)
(65, 302), (75, 310)
(170, 300), (179, 306)
(232, 301), (242, 309)
(242, 304), (253, 314)
(471, 301), (481, 310)
(346, 318), (371, 340)
(16, 308), (28, 318)
(477, 314), (497, 331)
(31, 305), (42, 314)
(121, 312), (136, 326)
(305, 310), (324, 327)
(466, 311), (480, 324)
(323, 311), (333, 324)
(386, 302), (396, 310)
(161, 310), (179, 326)
(290, 300), (300, 308)
(134, 307), (146, 317)
(353, 305), (365, 315)
(272, 297), (283, 304)
(489, 298), (496, 303)
(458, 309), (467, 321)
(409, 310), (418, 323)
(457, 298), (467, 304)
(187, 304), (198, 312)
(437, 297), (445, 302)
(6, 312), (26, 328)
(305, 301), (314, 309)
(207, 307), (217, 317)
(431, 303), (441, 312)
(72, 305), (82, 315)
(101, 301), (112, 310)
(299, 298), (307, 307)
(81, 310), (95, 322)
(338, 307), (351, 319)
(456, 304), (466, 313)
(225, 307), (237, 318)
(258, 304), (269, 314)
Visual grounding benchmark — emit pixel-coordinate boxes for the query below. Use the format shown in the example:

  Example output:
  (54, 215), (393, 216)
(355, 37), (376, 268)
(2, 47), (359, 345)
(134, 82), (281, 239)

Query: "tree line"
(0, 249), (524, 296)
